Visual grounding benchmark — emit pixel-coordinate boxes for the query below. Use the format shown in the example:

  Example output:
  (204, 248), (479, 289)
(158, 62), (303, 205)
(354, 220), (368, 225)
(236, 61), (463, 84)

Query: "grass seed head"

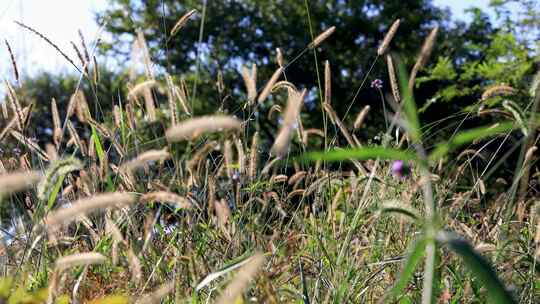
(165, 115), (242, 142)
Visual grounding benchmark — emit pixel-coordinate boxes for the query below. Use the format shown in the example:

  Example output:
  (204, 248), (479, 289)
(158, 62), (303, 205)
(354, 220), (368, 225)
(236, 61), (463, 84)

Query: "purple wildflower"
(391, 160), (410, 179)
(371, 78), (383, 89)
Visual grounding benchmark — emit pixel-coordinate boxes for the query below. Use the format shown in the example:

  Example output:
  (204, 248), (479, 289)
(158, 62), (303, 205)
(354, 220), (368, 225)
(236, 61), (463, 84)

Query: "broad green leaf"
(302, 146), (418, 163)
(429, 121), (515, 161)
(384, 237), (427, 302)
(437, 231), (516, 304)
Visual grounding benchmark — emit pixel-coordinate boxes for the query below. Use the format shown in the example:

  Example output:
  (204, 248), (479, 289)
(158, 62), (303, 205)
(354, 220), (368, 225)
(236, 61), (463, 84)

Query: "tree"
(97, 0), (449, 130)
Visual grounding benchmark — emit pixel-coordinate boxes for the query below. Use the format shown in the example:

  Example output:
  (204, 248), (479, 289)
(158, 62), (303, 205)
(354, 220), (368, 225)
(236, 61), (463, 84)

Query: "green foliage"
(301, 146), (418, 163)
(384, 237), (427, 302)
(428, 121), (516, 161)
(0, 277), (68, 304)
(437, 232), (517, 304)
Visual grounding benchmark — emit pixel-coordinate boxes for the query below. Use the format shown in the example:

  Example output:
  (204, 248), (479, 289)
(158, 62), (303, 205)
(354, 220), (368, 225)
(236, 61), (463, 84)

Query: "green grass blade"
(397, 60), (421, 142)
(429, 121), (515, 161)
(380, 201), (421, 222)
(47, 174), (65, 211)
(384, 237), (427, 302)
(437, 231), (516, 304)
(302, 146), (418, 163)
(91, 126), (114, 191)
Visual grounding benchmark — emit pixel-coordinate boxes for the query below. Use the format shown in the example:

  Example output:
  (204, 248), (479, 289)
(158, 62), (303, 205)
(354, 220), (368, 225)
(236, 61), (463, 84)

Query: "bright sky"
(0, 0), (108, 80)
(0, 0), (502, 80)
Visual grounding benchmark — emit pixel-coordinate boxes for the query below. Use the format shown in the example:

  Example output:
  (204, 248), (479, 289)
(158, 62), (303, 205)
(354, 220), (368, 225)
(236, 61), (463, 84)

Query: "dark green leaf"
(437, 231), (516, 304)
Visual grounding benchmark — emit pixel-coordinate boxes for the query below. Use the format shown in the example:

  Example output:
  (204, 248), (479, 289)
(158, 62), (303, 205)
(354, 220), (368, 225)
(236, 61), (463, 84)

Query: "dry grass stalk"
(51, 98), (62, 147)
(301, 128), (324, 144)
(10, 130), (49, 161)
(106, 217), (125, 245)
(386, 55), (401, 103)
(223, 140), (234, 179)
(172, 84), (191, 115)
(78, 30), (90, 64)
(272, 81), (297, 93)
(170, 9), (197, 37)
(0, 170), (41, 197)
(166, 75), (179, 126)
(257, 67), (283, 104)
(214, 199), (231, 237)
(4, 39), (19, 84)
(216, 252), (265, 304)
(15, 21), (82, 74)
(4, 81), (23, 130)
(235, 138), (246, 176)
(136, 29), (155, 80)
(241, 64), (258, 104)
(66, 91), (78, 118)
(268, 105), (282, 121)
(260, 157), (280, 177)
(187, 141), (218, 175)
(324, 60), (331, 105)
(55, 252), (106, 272)
(217, 70), (225, 95)
(276, 48), (284, 67)
(323, 103), (355, 147)
(44, 192), (137, 230)
(86, 118), (113, 138)
(377, 19), (400, 56)
(143, 87), (157, 122)
(122, 148), (171, 172)
(113, 105), (122, 129)
(66, 120), (87, 156)
(74, 91), (91, 123)
(140, 191), (192, 209)
(66, 90), (89, 121)
(288, 171), (307, 186)
(0, 107), (30, 139)
(481, 84), (516, 101)
(92, 56), (99, 84)
(248, 132), (260, 180)
(127, 248), (142, 283)
(308, 26), (336, 49)
(517, 146), (538, 204)
(353, 105), (371, 130)
(270, 174), (288, 184)
(166, 115), (242, 142)
(408, 27), (439, 92)
(46, 144), (58, 162)
(271, 89), (306, 157)
(71, 41), (87, 75)
(474, 243), (497, 254)
(1, 100), (8, 119)
(125, 102), (137, 129)
(137, 281), (175, 304)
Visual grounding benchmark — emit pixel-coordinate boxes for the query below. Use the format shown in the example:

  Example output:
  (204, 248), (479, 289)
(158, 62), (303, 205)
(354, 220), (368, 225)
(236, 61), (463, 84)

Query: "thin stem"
(191, 0), (208, 105)
(303, 0), (328, 155)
